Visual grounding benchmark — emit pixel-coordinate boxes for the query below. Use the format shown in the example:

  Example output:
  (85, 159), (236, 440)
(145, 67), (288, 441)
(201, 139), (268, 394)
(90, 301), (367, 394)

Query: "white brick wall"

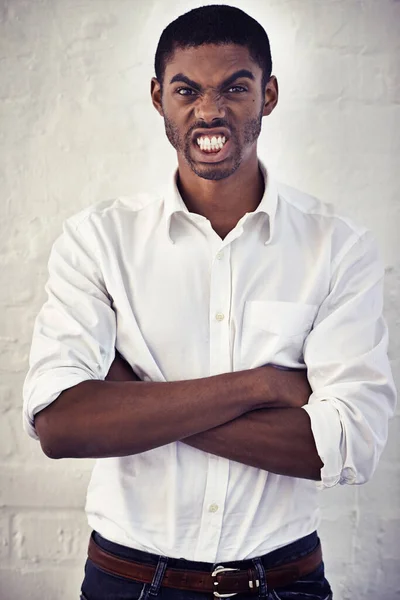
(13, 512), (88, 562)
(1, 1), (399, 598)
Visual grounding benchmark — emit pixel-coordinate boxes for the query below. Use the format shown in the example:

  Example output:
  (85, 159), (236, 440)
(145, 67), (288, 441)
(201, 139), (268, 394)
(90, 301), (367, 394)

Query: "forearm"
(34, 366), (270, 459)
(184, 408), (323, 480)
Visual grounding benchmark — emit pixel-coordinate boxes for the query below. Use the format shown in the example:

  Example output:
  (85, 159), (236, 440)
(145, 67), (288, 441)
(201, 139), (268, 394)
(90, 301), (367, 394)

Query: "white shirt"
(23, 163), (396, 562)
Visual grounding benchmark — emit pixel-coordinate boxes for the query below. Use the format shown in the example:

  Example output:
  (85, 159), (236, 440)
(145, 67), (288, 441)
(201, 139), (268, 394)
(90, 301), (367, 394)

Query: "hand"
(105, 351), (141, 382)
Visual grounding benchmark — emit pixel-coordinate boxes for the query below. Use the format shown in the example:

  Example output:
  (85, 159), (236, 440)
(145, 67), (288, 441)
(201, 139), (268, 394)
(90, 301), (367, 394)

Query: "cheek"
(165, 105), (193, 128)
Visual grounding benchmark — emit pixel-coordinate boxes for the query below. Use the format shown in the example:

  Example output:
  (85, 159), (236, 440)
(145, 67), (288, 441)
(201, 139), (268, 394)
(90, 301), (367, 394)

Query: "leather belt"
(88, 537), (322, 596)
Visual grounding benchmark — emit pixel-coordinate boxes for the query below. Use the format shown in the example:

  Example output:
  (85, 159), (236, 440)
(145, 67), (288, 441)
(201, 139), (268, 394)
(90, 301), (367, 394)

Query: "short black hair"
(154, 5), (272, 89)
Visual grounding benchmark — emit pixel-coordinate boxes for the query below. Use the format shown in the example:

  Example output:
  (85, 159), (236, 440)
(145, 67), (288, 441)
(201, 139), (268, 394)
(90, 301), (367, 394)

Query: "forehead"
(164, 43), (262, 84)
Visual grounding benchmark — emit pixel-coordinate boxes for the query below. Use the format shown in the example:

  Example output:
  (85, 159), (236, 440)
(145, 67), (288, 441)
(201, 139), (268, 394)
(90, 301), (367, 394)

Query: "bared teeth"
(196, 135), (227, 152)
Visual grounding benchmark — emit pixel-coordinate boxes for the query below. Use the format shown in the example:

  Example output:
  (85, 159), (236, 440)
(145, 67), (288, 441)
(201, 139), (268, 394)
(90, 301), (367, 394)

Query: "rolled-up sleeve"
(302, 231), (396, 489)
(23, 213), (117, 439)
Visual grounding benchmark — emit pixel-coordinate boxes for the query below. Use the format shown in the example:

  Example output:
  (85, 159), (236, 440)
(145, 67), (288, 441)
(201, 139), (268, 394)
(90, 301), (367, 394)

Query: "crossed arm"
(185, 410), (321, 480)
(29, 225), (395, 488)
(35, 351), (322, 481)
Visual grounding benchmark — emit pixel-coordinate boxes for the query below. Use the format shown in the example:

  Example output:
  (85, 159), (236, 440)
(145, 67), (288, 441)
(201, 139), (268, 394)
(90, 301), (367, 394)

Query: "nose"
(194, 92), (226, 123)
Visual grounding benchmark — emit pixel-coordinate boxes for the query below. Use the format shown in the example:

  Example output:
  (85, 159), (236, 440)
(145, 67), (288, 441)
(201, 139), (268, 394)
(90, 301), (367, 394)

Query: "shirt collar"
(164, 160), (278, 245)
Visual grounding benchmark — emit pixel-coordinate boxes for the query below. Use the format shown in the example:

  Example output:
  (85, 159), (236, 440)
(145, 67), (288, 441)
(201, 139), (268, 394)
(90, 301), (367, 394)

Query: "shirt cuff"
(302, 398), (343, 489)
(23, 372), (96, 440)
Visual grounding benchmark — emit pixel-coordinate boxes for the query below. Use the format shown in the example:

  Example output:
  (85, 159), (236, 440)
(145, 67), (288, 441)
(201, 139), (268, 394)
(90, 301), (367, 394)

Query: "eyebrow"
(169, 69), (255, 91)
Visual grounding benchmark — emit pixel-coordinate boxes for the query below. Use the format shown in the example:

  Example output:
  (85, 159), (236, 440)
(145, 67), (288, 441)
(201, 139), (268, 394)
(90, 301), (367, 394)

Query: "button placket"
(193, 244), (232, 562)
(209, 245), (232, 376)
(194, 451), (230, 562)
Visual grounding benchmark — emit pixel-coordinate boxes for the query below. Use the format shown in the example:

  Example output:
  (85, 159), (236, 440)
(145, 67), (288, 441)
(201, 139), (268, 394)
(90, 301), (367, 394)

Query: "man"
(23, 5), (396, 600)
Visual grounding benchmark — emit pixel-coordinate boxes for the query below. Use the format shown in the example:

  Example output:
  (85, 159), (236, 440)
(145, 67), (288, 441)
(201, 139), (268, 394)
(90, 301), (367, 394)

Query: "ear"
(262, 75), (279, 117)
(151, 77), (164, 116)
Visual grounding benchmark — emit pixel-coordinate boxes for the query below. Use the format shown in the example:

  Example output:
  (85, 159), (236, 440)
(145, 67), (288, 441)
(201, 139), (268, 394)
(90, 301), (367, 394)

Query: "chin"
(194, 167), (235, 181)
(187, 156), (241, 181)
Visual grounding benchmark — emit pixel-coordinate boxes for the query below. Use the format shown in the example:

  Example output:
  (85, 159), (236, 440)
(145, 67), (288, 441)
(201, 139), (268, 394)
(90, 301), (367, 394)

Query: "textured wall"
(0, 0), (399, 598)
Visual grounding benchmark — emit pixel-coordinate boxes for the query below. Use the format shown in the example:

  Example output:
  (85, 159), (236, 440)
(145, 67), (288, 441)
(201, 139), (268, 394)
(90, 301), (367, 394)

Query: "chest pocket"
(240, 300), (318, 369)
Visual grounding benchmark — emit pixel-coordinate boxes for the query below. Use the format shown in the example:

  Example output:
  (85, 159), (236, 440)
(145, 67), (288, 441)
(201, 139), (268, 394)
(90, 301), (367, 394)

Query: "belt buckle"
(211, 565), (240, 598)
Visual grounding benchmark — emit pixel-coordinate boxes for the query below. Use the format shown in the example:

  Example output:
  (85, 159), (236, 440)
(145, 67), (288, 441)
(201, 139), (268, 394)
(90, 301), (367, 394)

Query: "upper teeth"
(197, 135), (226, 150)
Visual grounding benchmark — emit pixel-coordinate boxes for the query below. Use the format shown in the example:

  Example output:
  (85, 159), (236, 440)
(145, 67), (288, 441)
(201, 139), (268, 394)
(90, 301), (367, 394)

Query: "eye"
(226, 85), (247, 93)
(175, 87), (197, 96)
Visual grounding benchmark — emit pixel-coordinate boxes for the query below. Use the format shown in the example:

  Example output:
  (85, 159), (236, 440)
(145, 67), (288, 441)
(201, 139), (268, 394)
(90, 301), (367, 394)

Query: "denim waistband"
(92, 530), (320, 572)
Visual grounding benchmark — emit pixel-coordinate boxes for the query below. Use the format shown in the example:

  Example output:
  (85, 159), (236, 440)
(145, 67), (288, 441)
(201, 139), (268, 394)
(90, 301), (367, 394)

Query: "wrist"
(260, 365), (311, 409)
(261, 365), (283, 407)
(244, 366), (281, 409)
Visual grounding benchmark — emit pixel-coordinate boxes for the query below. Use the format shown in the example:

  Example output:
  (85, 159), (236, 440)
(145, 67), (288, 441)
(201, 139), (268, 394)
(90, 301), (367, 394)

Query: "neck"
(176, 152), (265, 239)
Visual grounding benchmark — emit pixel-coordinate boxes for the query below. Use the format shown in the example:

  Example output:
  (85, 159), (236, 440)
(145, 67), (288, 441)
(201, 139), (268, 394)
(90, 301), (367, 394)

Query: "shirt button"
(215, 312), (225, 322)
(216, 252), (224, 260)
(208, 503), (219, 513)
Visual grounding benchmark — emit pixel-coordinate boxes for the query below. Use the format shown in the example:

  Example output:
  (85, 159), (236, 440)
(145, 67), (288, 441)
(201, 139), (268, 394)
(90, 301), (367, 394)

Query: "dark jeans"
(80, 531), (333, 600)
